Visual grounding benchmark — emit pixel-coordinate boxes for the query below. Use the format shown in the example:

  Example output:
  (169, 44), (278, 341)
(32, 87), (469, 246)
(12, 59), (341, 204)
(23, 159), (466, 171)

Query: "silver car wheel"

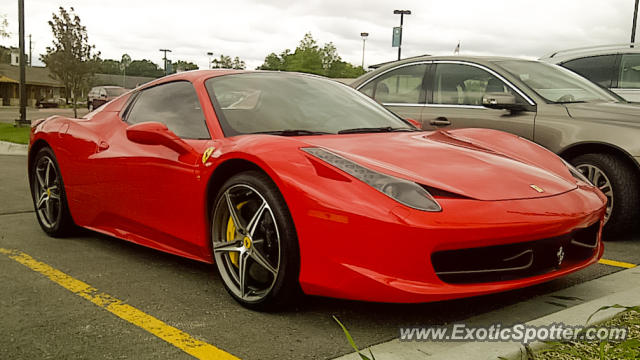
(212, 184), (281, 302)
(576, 164), (613, 223)
(33, 155), (62, 228)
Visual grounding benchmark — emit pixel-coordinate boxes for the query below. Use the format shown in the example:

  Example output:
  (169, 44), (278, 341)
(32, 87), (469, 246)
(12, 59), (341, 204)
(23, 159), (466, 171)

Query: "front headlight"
(562, 159), (593, 186)
(302, 147), (441, 212)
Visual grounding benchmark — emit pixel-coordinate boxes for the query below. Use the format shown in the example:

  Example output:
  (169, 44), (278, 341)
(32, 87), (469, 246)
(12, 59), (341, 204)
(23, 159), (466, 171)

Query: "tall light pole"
(159, 49), (172, 75)
(632, 0), (639, 47)
(360, 32), (369, 69)
(393, 9), (411, 61)
(18, 0), (26, 123)
(207, 52), (213, 69)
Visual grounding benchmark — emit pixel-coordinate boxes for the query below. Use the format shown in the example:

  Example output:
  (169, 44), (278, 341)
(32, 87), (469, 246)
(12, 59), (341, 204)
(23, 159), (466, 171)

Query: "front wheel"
(211, 171), (300, 310)
(571, 153), (640, 238)
(30, 147), (75, 237)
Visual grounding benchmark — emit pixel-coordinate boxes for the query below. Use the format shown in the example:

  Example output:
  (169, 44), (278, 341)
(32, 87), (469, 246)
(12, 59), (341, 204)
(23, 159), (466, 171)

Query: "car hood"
(300, 131), (577, 201)
(564, 101), (640, 126)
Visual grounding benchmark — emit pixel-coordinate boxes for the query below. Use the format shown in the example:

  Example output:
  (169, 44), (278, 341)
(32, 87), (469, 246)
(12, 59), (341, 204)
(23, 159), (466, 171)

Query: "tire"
(30, 147), (75, 237)
(211, 171), (300, 311)
(570, 153), (640, 238)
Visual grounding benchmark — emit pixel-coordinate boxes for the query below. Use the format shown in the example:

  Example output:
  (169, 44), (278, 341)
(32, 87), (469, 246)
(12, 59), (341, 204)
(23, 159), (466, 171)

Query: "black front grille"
(431, 223), (599, 284)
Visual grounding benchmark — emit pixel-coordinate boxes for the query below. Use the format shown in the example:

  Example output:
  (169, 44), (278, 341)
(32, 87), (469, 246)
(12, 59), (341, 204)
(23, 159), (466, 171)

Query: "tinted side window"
(366, 64), (427, 104)
(562, 55), (616, 88)
(126, 81), (209, 139)
(618, 54), (640, 88)
(433, 63), (518, 105)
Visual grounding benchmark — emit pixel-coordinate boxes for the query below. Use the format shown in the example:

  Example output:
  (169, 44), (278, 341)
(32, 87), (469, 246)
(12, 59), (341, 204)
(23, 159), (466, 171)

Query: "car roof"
(540, 43), (640, 64)
(133, 69), (338, 91)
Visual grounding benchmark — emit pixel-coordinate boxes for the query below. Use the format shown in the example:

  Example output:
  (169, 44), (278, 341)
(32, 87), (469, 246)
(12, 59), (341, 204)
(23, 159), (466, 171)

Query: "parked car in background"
(36, 97), (66, 109)
(87, 86), (127, 110)
(540, 44), (640, 102)
(352, 56), (640, 237)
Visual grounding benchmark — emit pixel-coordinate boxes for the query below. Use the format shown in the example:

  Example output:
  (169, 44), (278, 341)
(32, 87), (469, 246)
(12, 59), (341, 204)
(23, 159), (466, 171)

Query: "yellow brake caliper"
(226, 201), (248, 267)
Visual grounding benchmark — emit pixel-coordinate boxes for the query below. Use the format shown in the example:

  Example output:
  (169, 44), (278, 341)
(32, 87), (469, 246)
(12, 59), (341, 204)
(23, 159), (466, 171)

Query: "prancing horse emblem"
(556, 246), (565, 266)
(530, 184), (544, 193)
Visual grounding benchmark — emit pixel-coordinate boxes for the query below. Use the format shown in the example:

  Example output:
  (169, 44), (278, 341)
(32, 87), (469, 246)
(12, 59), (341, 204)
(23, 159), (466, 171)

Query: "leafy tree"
(97, 59), (121, 75)
(211, 54), (245, 69)
(0, 14), (9, 39)
(40, 7), (100, 118)
(126, 59), (163, 77)
(232, 57), (246, 70)
(258, 33), (365, 78)
(171, 60), (199, 73)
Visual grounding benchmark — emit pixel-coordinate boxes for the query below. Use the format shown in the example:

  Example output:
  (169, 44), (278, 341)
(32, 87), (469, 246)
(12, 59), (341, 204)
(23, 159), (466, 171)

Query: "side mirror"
(126, 122), (194, 155)
(482, 92), (523, 110)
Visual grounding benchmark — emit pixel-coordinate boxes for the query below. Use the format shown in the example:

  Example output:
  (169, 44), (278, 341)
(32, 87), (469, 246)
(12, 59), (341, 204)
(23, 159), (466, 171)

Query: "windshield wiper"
(252, 129), (332, 136)
(337, 126), (417, 134)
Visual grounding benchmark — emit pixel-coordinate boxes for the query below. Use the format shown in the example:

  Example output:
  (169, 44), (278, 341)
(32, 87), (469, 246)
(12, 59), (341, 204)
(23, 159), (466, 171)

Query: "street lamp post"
(393, 9), (411, 61)
(360, 32), (369, 69)
(159, 49), (172, 75)
(632, 0), (639, 47)
(207, 52), (214, 69)
(18, 0), (26, 123)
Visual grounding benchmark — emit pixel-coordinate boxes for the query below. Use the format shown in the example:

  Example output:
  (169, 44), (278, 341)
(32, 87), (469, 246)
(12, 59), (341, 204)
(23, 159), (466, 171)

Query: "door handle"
(429, 117), (451, 126)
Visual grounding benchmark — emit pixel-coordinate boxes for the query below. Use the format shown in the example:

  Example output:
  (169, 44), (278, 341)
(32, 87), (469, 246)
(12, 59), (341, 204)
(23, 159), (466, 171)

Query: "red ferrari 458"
(28, 70), (606, 310)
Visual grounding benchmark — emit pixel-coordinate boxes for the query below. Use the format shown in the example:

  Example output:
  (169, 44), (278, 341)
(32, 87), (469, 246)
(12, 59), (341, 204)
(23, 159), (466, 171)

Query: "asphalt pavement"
(0, 154), (638, 360)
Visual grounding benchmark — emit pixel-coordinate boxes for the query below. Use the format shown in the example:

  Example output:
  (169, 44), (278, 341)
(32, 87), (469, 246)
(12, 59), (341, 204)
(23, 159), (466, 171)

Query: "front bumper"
(293, 185), (606, 303)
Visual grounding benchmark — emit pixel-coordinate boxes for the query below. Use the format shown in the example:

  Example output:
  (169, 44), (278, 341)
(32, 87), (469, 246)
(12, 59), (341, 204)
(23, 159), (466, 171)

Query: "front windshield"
(496, 60), (620, 103)
(205, 72), (412, 136)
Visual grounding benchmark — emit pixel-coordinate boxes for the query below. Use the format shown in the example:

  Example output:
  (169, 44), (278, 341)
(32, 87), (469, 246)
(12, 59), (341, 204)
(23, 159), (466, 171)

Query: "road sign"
(392, 27), (402, 47)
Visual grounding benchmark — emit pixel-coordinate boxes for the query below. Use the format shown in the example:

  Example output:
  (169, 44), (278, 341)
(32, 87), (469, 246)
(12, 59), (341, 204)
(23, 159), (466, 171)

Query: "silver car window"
(497, 60), (619, 103)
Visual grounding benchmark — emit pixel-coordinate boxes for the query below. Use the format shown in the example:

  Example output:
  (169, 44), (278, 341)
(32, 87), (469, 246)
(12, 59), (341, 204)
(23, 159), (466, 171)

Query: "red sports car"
(28, 70), (606, 310)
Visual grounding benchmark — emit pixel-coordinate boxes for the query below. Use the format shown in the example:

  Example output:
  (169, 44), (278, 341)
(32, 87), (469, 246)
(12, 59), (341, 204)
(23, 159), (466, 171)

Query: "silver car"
(541, 44), (640, 102)
(351, 56), (640, 237)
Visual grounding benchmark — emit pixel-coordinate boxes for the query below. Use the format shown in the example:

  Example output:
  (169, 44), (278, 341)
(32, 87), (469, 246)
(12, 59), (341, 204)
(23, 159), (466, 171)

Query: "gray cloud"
(0, 0), (635, 70)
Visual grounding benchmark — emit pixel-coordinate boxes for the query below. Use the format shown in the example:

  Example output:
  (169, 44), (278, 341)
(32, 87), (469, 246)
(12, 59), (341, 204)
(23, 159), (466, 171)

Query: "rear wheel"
(211, 171), (300, 310)
(571, 153), (640, 238)
(30, 147), (75, 237)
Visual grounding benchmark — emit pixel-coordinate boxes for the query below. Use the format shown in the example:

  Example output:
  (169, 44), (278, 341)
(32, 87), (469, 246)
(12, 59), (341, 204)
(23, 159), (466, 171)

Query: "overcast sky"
(0, 0), (636, 71)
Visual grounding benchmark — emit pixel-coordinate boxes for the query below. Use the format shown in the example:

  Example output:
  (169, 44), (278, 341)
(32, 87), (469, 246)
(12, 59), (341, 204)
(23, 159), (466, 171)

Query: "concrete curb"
(333, 267), (640, 360)
(0, 141), (28, 156)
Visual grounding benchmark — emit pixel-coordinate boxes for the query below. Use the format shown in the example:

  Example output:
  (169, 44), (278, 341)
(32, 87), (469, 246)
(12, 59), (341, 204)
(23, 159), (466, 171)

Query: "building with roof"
(0, 64), (64, 107)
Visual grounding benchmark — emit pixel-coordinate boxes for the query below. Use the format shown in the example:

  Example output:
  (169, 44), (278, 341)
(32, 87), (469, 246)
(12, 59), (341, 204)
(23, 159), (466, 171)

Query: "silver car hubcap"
(576, 164), (613, 223)
(212, 184), (281, 302)
(34, 156), (61, 228)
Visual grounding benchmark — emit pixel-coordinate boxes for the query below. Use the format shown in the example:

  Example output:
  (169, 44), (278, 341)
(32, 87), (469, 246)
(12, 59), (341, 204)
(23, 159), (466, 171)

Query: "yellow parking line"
(598, 258), (637, 269)
(0, 248), (239, 360)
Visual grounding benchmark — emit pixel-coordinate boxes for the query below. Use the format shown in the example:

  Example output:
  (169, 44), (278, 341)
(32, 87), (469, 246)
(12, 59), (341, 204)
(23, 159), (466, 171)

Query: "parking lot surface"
(1, 154), (638, 359)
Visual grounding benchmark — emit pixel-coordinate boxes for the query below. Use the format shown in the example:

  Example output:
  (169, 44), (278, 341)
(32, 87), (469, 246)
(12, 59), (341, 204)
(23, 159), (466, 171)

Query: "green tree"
(211, 54), (245, 69)
(257, 33), (364, 78)
(232, 57), (246, 70)
(40, 7), (100, 118)
(96, 59), (121, 75)
(126, 59), (163, 77)
(171, 60), (199, 73)
(0, 14), (9, 39)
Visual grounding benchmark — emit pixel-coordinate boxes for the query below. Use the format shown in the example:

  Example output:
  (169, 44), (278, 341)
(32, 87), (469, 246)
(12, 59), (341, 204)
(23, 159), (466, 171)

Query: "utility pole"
(632, 0), (639, 47)
(393, 10), (411, 61)
(18, 0), (26, 123)
(28, 34), (32, 66)
(360, 32), (369, 69)
(159, 49), (172, 76)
